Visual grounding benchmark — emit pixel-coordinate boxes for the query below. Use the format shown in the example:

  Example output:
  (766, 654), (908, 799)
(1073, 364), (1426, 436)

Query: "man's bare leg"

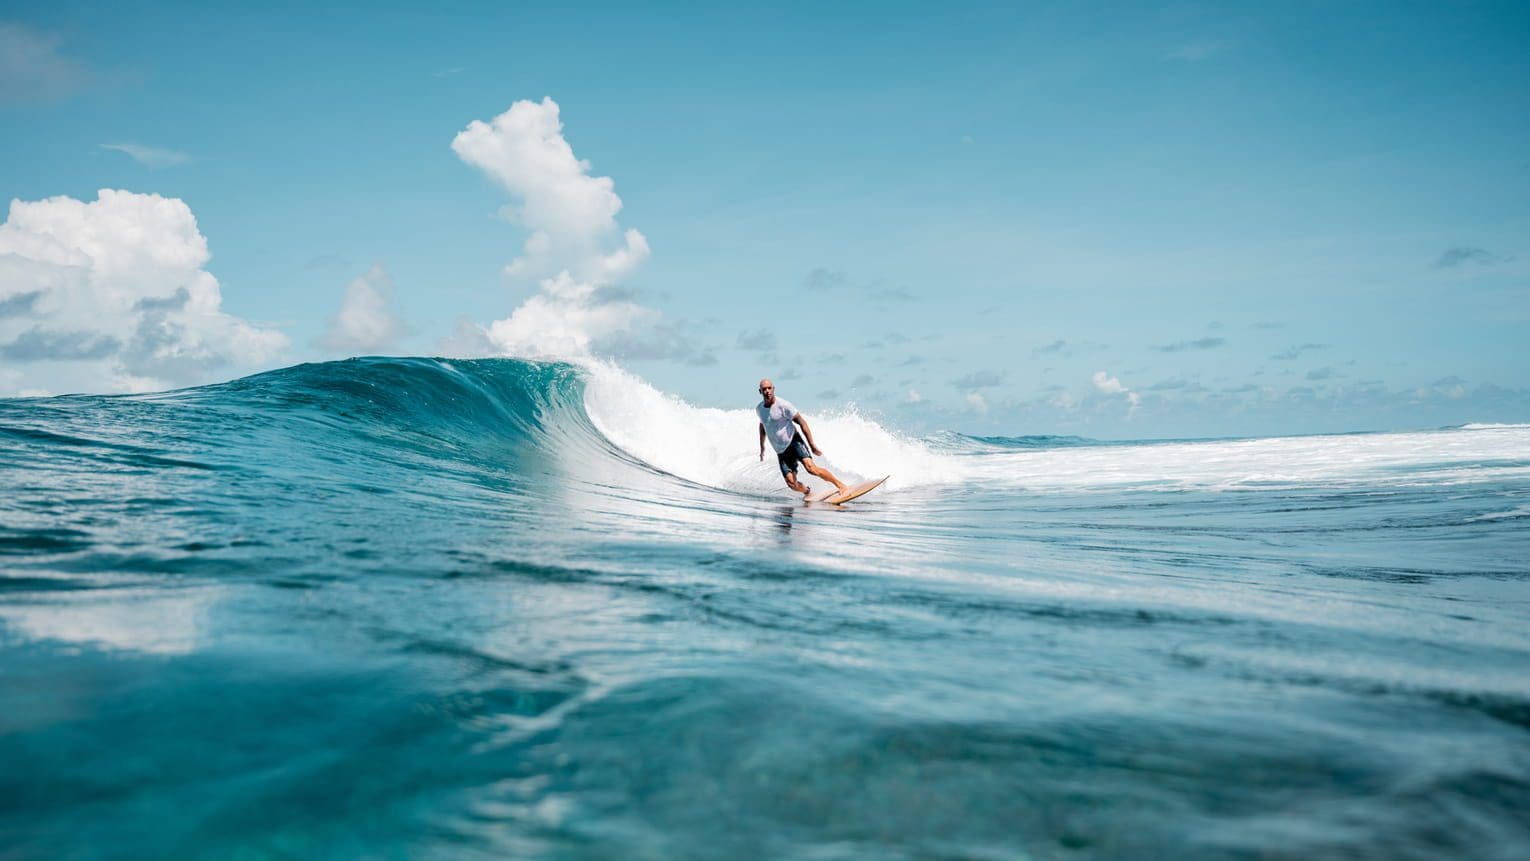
(785, 472), (811, 497)
(800, 457), (847, 492)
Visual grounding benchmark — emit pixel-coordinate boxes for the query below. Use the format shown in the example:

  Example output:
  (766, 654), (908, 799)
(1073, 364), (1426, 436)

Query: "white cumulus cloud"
(483, 271), (657, 359)
(448, 97), (660, 360)
(319, 264), (408, 354)
(1092, 370), (1141, 412)
(0, 189), (287, 395)
(452, 96), (649, 284)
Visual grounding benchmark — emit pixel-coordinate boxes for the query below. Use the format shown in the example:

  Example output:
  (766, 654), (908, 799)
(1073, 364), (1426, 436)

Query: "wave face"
(2, 357), (1528, 858)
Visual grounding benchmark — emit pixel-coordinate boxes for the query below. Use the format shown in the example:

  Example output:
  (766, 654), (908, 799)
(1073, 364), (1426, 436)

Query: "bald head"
(758, 378), (776, 404)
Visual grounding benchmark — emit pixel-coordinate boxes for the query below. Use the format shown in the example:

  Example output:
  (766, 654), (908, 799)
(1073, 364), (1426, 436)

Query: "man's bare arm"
(759, 422), (766, 461)
(792, 413), (824, 456)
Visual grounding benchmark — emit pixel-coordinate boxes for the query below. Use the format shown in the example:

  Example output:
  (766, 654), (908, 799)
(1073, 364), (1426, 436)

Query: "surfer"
(757, 378), (848, 498)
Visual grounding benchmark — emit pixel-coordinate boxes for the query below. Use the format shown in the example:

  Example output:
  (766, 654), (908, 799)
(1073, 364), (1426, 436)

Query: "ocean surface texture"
(2, 357), (1527, 859)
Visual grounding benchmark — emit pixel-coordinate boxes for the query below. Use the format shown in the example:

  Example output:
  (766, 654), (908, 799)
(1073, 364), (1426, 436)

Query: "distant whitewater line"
(577, 361), (1530, 495)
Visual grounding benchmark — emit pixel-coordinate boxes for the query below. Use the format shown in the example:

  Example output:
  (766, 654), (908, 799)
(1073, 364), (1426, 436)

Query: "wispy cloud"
(99, 143), (191, 169)
(597, 321), (716, 367)
(804, 267), (847, 290)
(871, 285), (916, 302)
(953, 369), (1004, 390)
(1033, 338), (1107, 358)
(1435, 246), (1500, 268)
(804, 266), (915, 305)
(1415, 376), (1467, 400)
(1271, 342), (1328, 361)
(737, 329), (777, 351)
(0, 23), (86, 104)
(1153, 336), (1225, 352)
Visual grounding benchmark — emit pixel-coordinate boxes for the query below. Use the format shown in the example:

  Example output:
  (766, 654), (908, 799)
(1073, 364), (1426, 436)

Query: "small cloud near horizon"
(953, 369), (1004, 390)
(1154, 337), (1225, 352)
(319, 264), (408, 355)
(1435, 247), (1500, 268)
(804, 268), (848, 290)
(1272, 343), (1328, 361)
(1092, 371), (1141, 412)
(871, 285), (916, 303)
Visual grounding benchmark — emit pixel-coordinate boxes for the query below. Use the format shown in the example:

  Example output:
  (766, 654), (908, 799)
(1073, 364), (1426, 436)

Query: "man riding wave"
(756, 378), (848, 498)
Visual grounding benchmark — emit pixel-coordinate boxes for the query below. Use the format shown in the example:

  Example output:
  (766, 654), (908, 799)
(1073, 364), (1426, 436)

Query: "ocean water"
(1, 357), (1527, 859)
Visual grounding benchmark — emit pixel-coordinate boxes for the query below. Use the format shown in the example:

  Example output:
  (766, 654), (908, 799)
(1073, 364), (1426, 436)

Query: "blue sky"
(1, 1), (1527, 438)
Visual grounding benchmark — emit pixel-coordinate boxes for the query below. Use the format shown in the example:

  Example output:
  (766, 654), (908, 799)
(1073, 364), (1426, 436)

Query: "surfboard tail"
(816, 476), (889, 505)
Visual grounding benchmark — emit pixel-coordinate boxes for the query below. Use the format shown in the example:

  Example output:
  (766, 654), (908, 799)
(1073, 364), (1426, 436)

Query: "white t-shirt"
(757, 398), (800, 454)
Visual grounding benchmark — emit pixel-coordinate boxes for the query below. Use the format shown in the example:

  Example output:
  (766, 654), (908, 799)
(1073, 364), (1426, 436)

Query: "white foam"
(580, 363), (1530, 494)
(967, 427), (1530, 492)
(1466, 505), (1530, 523)
(580, 362), (954, 494)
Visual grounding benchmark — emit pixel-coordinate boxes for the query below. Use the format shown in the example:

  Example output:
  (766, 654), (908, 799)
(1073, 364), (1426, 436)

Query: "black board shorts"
(776, 432), (813, 477)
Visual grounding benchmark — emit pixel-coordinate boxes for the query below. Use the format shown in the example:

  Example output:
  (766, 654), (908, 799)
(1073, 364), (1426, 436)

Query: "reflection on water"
(0, 587), (219, 656)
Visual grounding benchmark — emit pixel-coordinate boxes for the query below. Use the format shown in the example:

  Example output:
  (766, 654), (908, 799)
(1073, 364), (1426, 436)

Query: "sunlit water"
(2, 358), (1527, 859)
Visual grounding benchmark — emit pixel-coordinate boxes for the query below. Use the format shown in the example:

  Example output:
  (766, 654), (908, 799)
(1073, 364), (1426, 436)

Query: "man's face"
(758, 381), (775, 404)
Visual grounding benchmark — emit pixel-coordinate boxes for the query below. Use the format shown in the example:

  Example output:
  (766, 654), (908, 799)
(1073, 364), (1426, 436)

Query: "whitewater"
(1, 357), (1527, 859)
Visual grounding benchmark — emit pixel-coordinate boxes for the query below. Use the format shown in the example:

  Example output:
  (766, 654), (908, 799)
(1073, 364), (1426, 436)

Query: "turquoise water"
(2, 357), (1527, 859)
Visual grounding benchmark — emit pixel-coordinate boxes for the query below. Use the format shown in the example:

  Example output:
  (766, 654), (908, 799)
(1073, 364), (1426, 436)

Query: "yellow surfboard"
(807, 476), (889, 505)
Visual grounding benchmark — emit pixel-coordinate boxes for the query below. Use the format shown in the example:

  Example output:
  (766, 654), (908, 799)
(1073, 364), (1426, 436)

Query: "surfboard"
(807, 476), (889, 505)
